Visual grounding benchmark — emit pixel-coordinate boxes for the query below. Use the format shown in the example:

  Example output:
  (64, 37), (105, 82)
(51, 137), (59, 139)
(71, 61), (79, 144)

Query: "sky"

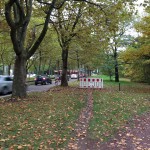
(136, 0), (145, 16)
(125, 0), (145, 37)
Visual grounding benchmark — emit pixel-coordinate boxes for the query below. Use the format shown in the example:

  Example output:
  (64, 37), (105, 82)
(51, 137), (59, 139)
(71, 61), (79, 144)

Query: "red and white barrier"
(80, 78), (103, 89)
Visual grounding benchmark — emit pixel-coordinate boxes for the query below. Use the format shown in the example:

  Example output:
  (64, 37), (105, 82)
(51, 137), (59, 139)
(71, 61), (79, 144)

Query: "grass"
(0, 76), (150, 149)
(88, 75), (150, 141)
(0, 87), (87, 149)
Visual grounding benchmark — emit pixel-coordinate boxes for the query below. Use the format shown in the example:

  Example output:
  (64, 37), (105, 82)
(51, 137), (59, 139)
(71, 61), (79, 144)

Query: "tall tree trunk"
(48, 59), (51, 75)
(61, 48), (68, 86)
(0, 52), (5, 75)
(38, 50), (42, 75)
(115, 63), (119, 82)
(2, 64), (4, 75)
(8, 64), (11, 75)
(77, 58), (80, 81)
(12, 55), (27, 98)
(77, 51), (80, 81)
(109, 70), (112, 81)
(114, 47), (119, 82)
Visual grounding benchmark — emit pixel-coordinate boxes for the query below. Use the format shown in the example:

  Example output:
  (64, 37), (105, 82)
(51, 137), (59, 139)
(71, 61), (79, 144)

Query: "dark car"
(34, 75), (52, 85)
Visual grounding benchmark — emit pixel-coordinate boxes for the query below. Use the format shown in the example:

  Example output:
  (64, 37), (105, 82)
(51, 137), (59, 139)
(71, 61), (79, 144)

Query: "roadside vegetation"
(0, 76), (150, 149)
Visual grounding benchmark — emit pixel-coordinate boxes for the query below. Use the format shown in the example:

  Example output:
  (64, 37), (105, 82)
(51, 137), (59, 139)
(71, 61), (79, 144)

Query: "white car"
(0, 75), (13, 95)
(71, 74), (78, 79)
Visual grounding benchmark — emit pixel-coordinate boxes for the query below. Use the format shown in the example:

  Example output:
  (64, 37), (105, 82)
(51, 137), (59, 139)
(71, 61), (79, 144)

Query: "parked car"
(67, 74), (70, 81)
(55, 74), (70, 81)
(79, 73), (86, 78)
(0, 75), (13, 95)
(71, 74), (78, 79)
(27, 73), (36, 78)
(49, 75), (55, 79)
(34, 75), (52, 85)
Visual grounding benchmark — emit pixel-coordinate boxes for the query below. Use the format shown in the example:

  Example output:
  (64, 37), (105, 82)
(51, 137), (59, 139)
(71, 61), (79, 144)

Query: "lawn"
(0, 87), (87, 149)
(0, 77), (150, 149)
(88, 75), (150, 141)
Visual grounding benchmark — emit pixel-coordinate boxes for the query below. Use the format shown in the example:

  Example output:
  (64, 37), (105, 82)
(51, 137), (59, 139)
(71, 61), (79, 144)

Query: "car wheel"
(2, 87), (9, 95)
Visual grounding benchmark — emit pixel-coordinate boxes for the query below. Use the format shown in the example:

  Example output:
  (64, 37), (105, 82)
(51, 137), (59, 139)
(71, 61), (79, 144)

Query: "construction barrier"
(80, 78), (103, 89)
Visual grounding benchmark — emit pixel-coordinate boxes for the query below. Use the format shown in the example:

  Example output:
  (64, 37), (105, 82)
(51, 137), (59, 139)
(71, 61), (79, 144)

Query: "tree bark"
(8, 64), (11, 75)
(115, 62), (119, 82)
(12, 55), (27, 98)
(109, 70), (112, 81)
(114, 47), (119, 82)
(77, 50), (80, 81)
(61, 48), (68, 86)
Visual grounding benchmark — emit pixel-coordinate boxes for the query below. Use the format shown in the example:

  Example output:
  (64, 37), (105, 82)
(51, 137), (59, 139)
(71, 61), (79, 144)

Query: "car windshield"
(0, 76), (13, 81)
(36, 75), (42, 78)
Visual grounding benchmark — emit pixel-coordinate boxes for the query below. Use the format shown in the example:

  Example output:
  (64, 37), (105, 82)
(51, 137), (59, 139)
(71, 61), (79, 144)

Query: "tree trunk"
(109, 70), (112, 81)
(12, 55), (27, 98)
(38, 50), (42, 75)
(114, 48), (119, 82)
(77, 58), (80, 81)
(61, 48), (68, 86)
(2, 64), (4, 75)
(48, 60), (51, 75)
(115, 62), (119, 82)
(8, 64), (11, 75)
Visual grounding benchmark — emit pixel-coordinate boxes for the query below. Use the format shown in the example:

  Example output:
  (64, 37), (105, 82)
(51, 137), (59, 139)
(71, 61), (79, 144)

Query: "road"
(27, 78), (77, 92)
(0, 79), (77, 98)
(27, 82), (58, 92)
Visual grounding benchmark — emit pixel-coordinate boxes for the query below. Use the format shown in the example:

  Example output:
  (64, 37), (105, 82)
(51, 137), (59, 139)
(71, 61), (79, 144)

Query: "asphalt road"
(0, 79), (77, 98)
(27, 78), (77, 92)
(27, 81), (59, 92)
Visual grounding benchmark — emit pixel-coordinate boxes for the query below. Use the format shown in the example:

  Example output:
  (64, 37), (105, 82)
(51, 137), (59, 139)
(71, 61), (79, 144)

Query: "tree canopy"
(0, 0), (149, 98)
(121, 6), (150, 83)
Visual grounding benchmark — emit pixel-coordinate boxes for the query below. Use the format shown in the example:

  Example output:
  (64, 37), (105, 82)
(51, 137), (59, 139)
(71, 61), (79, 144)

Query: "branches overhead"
(5, 0), (32, 29)
(37, 0), (67, 9)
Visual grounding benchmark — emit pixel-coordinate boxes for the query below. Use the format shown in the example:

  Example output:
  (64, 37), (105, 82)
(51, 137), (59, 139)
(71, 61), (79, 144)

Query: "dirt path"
(67, 90), (150, 150)
(67, 90), (93, 150)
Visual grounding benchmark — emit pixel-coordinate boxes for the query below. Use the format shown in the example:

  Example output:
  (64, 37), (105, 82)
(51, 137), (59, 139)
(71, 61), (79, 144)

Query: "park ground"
(0, 76), (150, 149)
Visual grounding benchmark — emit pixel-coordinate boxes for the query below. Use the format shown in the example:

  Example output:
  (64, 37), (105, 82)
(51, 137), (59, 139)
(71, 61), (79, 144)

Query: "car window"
(4, 77), (13, 81)
(37, 76), (42, 78)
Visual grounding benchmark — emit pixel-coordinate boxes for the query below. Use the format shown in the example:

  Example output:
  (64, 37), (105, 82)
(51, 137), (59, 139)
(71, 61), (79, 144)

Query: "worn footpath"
(67, 90), (150, 150)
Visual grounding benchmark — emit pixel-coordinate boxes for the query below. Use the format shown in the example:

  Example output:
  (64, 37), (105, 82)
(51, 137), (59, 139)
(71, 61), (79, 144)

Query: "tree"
(0, 39), (14, 75)
(29, 28), (61, 75)
(102, 2), (134, 82)
(4, 0), (96, 97)
(51, 1), (87, 86)
(4, 0), (141, 98)
(4, 0), (63, 98)
(0, 1), (14, 75)
(121, 6), (150, 83)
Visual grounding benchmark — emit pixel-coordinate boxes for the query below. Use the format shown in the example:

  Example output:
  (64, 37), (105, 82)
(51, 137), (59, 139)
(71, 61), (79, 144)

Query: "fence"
(80, 78), (103, 89)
